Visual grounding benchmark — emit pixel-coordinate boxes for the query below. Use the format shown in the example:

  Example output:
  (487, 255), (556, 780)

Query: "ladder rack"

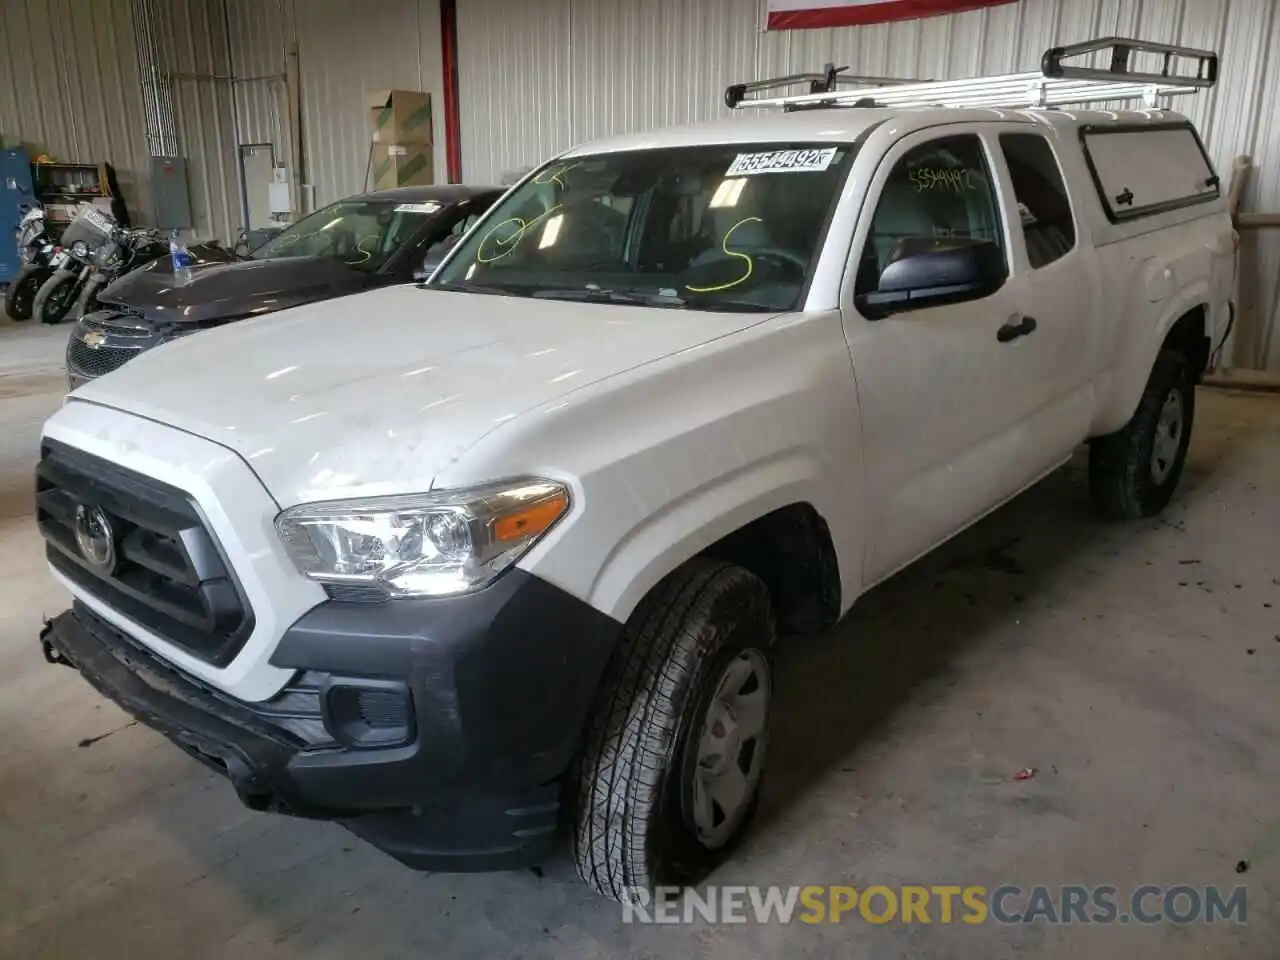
(726, 37), (1218, 113)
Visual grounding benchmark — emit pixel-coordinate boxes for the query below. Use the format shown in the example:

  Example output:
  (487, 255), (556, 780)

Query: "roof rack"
(725, 37), (1218, 113)
(724, 62), (927, 109)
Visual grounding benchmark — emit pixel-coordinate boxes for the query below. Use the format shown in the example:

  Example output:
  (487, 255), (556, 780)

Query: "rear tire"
(1089, 348), (1194, 519)
(32, 270), (81, 325)
(4, 267), (44, 320)
(572, 559), (775, 901)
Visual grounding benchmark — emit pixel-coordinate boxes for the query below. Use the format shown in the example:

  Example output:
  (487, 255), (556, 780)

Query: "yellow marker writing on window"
(685, 217), (764, 294)
(532, 162), (582, 190)
(475, 204), (564, 264)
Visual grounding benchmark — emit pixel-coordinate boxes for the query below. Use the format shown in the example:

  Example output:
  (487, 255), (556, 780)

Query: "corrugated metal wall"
(456, 0), (1280, 370)
(223, 0), (447, 212)
(147, 0), (241, 241)
(224, 0), (292, 175)
(293, 0), (446, 209)
(0, 0), (152, 223)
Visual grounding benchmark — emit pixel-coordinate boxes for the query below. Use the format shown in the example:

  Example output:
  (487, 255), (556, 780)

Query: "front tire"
(32, 270), (82, 325)
(4, 267), (45, 320)
(1089, 348), (1195, 519)
(572, 559), (775, 901)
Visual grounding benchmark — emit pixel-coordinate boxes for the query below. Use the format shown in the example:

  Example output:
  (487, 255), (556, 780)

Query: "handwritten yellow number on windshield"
(685, 217), (764, 294)
(532, 162), (582, 190)
(475, 204), (564, 264)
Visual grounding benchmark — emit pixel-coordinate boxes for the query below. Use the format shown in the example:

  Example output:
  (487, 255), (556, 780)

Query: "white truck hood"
(73, 286), (762, 505)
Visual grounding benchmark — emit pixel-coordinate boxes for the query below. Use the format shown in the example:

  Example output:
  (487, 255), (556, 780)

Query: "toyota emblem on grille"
(82, 331), (106, 348)
(74, 504), (117, 573)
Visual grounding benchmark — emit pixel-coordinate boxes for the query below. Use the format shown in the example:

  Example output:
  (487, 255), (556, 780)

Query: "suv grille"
(36, 440), (254, 667)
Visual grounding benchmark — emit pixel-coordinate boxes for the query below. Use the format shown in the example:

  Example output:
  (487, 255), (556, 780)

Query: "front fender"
(586, 450), (835, 622)
(439, 310), (866, 625)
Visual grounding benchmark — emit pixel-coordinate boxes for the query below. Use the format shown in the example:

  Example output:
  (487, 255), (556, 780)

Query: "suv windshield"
(252, 197), (444, 272)
(434, 143), (856, 312)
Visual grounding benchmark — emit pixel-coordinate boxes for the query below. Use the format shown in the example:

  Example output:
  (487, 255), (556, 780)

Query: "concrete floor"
(0, 320), (1276, 958)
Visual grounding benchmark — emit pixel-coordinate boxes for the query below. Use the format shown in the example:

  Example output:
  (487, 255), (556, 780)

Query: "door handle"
(997, 315), (1038, 343)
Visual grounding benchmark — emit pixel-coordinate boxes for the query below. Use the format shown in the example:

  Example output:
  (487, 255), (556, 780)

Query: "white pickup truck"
(38, 39), (1234, 901)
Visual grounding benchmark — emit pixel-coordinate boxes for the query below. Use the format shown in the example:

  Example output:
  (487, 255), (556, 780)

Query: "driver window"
(856, 135), (1004, 297)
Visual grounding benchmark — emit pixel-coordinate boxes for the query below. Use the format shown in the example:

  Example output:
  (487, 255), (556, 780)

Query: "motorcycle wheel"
(4, 267), (47, 321)
(32, 270), (82, 325)
(73, 276), (105, 320)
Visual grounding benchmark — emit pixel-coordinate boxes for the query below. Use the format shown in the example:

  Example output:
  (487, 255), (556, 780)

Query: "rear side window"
(1081, 124), (1219, 222)
(1000, 134), (1076, 269)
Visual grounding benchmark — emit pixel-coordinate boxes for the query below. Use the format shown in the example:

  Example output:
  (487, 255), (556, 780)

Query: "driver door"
(842, 128), (1065, 585)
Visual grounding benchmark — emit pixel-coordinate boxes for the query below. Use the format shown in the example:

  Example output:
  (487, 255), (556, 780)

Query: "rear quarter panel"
(1088, 206), (1234, 436)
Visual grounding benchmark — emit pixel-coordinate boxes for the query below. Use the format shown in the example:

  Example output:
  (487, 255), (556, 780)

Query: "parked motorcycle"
(30, 206), (114, 325)
(4, 206), (60, 321)
(71, 224), (168, 318)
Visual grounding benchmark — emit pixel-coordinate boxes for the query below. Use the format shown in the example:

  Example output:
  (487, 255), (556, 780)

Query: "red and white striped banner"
(765, 0), (1018, 31)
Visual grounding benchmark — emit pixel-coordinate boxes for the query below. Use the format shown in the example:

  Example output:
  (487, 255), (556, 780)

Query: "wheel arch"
(1092, 297), (1212, 437)
(584, 455), (848, 632)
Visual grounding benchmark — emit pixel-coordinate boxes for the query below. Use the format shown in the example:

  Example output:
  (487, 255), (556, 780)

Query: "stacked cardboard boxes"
(368, 89), (434, 189)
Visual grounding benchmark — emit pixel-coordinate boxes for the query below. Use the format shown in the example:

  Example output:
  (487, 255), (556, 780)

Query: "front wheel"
(572, 559), (775, 901)
(32, 270), (83, 325)
(4, 266), (46, 320)
(73, 275), (106, 319)
(1089, 348), (1195, 519)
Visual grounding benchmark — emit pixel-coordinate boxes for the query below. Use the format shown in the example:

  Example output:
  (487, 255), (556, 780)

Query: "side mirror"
(856, 237), (1006, 319)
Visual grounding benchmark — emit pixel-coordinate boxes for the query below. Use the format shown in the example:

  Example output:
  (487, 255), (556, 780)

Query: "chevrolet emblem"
(82, 331), (106, 348)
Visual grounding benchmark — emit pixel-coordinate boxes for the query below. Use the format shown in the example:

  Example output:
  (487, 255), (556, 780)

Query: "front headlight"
(275, 479), (569, 598)
(72, 240), (89, 259)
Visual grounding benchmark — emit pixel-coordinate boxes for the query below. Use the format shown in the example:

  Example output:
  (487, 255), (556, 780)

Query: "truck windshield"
(252, 198), (443, 272)
(433, 142), (856, 312)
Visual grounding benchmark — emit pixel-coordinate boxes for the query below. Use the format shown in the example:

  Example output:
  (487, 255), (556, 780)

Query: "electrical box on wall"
(268, 166), (293, 219)
(151, 156), (192, 230)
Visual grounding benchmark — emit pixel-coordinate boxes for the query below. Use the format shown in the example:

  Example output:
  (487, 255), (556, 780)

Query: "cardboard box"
(368, 89), (433, 144)
(371, 143), (434, 190)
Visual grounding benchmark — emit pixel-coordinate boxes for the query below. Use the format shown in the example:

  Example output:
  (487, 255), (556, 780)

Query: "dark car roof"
(349, 184), (503, 204)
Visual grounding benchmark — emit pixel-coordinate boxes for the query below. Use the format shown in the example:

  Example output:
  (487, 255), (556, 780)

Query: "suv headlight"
(275, 479), (569, 598)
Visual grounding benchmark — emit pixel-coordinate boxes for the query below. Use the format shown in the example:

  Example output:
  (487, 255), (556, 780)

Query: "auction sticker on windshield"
(395, 202), (443, 214)
(726, 148), (838, 176)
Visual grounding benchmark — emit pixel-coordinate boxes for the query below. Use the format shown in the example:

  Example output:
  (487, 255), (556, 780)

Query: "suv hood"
(73, 285), (766, 505)
(98, 249), (369, 324)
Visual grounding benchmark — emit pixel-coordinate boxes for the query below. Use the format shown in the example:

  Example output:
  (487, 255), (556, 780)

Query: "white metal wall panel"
(293, 0), (447, 209)
(456, 0), (575, 183)
(454, 0), (1280, 370)
(147, 0), (241, 242)
(225, 0), (292, 171)
(0, 0), (152, 223)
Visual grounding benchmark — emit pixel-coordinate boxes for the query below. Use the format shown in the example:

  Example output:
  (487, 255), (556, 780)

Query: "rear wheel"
(4, 267), (44, 320)
(32, 270), (82, 325)
(572, 559), (775, 901)
(1089, 348), (1195, 519)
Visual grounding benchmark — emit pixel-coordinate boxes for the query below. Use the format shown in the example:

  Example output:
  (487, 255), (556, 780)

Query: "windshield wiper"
(423, 280), (523, 297)
(529, 288), (689, 309)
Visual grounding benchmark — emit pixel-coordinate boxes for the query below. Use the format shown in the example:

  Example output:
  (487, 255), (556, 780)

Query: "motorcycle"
(71, 224), (168, 318)
(4, 206), (60, 321)
(31, 205), (116, 325)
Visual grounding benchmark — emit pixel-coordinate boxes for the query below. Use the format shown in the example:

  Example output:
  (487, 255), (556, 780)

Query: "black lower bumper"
(42, 570), (621, 872)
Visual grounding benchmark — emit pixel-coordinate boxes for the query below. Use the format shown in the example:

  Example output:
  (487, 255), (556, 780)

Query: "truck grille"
(36, 440), (254, 667)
